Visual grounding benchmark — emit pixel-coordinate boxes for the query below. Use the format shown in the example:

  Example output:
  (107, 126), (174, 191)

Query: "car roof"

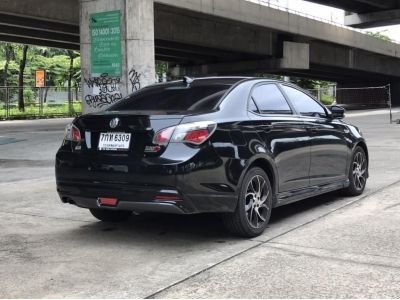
(184, 76), (279, 84)
(182, 77), (309, 92)
(152, 76), (280, 87)
(143, 77), (290, 93)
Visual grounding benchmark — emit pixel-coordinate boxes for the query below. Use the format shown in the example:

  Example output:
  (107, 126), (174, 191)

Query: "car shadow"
(270, 191), (343, 223)
(57, 193), (343, 247)
(61, 191), (344, 245)
(60, 213), (234, 250)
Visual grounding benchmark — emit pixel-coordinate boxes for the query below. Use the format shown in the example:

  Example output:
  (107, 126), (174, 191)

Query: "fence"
(308, 85), (337, 106)
(308, 85), (398, 123)
(308, 85), (391, 107)
(1, 84), (397, 122)
(0, 86), (82, 120)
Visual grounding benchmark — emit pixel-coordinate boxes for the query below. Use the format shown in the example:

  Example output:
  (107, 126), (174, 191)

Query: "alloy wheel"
(352, 151), (367, 191)
(245, 175), (270, 228)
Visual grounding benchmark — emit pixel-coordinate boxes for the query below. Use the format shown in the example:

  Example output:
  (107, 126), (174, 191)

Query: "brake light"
(183, 129), (210, 144)
(65, 123), (81, 142)
(153, 127), (175, 146)
(154, 195), (182, 201)
(153, 121), (216, 146)
(97, 197), (118, 206)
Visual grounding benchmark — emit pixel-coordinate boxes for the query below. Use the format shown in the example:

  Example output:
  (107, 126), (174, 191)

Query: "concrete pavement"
(156, 181), (400, 298)
(0, 109), (400, 298)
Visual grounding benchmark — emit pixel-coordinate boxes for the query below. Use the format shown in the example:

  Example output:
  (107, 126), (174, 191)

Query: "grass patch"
(0, 102), (82, 119)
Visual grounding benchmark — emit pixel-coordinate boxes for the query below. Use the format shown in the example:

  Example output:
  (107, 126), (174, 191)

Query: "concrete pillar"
(80, 0), (155, 113)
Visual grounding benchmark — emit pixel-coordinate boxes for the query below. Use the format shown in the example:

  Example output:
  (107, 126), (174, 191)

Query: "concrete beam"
(0, 13), (79, 35)
(0, 12), (79, 49)
(353, 0), (397, 10)
(154, 3), (275, 56)
(155, 0), (400, 60)
(309, 41), (400, 78)
(170, 41), (310, 76)
(306, 0), (397, 13)
(280, 42), (309, 70)
(171, 38), (400, 82)
(345, 9), (400, 28)
(170, 59), (280, 77)
(0, 24), (79, 45)
(155, 39), (261, 64)
(0, 0), (78, 25)
(0, 34), (79, 50)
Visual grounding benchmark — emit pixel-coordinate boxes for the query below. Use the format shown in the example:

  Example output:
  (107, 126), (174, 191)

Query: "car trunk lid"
(75, 111), (184, 157)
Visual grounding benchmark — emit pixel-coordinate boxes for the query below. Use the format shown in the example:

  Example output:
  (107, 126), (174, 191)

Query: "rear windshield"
(108, 83), (231, 113)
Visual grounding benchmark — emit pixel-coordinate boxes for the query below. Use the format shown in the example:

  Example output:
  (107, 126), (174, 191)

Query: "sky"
(250, 0), (400, 41)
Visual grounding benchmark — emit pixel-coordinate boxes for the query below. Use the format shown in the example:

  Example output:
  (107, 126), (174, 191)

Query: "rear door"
(249, 83), (310, 192)
(280, 84), (348, 186)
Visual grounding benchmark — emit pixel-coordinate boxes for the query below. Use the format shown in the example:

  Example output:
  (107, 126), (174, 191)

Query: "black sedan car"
(56, 77), (368, 237)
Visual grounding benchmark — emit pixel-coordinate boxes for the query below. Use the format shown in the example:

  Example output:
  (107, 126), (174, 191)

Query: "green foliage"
(23, 89), (36, 104)
(0, 42), (81, 88)
(0, 102), (82, 119)
(254, 73), (332, 91)
(156, 61), (168, 75)
(366, 31), (391, 42)
(290, 77), (331, 90)
(320, 94), (335, 105)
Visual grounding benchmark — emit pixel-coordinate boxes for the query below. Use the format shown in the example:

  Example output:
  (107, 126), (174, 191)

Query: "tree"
(289, 77), (330, 90)
(366, 31), (391, 42)
(67, 50), (80, 113)
(18, 45), (29, 111)
(2, 43), (14, 87)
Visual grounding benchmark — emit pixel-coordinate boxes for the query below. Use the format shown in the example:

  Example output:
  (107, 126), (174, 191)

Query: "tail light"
(153, 121), (216, 146)
(153, 127), (175, 146)
(97, 197), (118, 207)
(65, 123), (81, 142)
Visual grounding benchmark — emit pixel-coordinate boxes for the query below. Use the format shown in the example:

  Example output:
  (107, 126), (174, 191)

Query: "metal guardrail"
(247, 0), (400, 45)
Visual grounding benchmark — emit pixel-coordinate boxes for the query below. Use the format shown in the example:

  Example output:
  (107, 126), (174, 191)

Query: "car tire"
(222, 167), (273, 237)
(89, 208), (132, 222)
(342, 146), (368, 196)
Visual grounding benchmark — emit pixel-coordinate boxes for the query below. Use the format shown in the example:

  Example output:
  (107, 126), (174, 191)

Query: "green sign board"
(90, 10), (122, 77)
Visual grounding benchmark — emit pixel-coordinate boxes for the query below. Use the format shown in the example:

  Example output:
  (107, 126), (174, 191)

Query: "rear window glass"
(109, 83), (231, 112)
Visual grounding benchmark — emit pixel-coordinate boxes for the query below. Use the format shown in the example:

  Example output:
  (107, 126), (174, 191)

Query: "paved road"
(0, 110), (400, 298)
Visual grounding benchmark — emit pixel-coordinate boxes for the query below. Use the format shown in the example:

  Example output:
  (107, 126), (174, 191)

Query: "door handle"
(260, 125), (272, 131)
(307, 127), (317, 134)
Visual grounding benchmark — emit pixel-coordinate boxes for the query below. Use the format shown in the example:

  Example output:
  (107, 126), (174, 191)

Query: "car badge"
(109, 118), (120, 129)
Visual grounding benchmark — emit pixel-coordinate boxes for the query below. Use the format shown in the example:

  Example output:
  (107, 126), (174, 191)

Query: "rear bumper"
(57, 179), (190, 214)
(60, 195), (186, 214)
(57, 180), (237, 214)
(56, 149), (238, 214)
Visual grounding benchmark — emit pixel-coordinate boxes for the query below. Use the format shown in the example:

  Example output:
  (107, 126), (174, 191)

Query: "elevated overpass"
(0, 0), (400, 112)
(0, 0), (79, 50)
(308, 0), (400, 28)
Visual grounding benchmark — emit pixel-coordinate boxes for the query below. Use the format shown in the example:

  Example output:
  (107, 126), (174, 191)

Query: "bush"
(24, 89), (37, 105)
(320, 94), (335, 105)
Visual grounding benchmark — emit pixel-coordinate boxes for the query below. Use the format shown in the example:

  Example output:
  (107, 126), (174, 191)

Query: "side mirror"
(329, 105), (345, 119)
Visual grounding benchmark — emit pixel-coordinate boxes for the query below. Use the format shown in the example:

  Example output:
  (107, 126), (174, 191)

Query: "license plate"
(98, 132), (131, 151)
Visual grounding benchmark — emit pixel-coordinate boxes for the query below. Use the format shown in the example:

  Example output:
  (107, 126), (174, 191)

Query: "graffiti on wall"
(84, 73), (123, 109)
(129, 69), (141, 92)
